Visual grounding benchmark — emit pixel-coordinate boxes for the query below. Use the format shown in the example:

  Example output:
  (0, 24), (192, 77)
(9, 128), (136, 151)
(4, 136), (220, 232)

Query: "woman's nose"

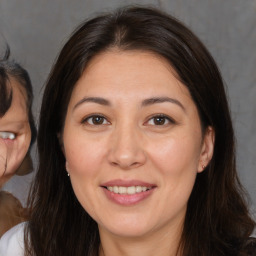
(107, 125), (146, 170)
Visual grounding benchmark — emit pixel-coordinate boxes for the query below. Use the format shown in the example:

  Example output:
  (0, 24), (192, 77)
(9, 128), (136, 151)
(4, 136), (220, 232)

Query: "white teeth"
(106, 186), (151, 195)
(142, 187), (147, 192)
(127, 186), (135, 194)
(0, 132), (16, 140)
(119, 187), (127, 194)
(136, 186), (142, 193)
(113, 186), (119, 193)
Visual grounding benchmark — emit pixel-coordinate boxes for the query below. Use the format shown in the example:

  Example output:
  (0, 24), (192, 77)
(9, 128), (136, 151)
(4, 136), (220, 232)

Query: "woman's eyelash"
(146, 115), (175, 126)
(80, 114), (175, 127)
(81, 115), (110, 125)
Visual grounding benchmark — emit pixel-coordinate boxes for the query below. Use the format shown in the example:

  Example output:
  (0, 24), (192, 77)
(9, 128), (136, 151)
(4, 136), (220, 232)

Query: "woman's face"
(0, 78), (31, 184)
(63, 50), (214, 239)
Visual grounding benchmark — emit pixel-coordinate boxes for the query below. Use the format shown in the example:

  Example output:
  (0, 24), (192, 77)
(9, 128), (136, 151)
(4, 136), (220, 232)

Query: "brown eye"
(146, 115), (174, 126)
(91, 116), (104, 125)
(153, 117), (166, 125)
(83, 115), (109, 125)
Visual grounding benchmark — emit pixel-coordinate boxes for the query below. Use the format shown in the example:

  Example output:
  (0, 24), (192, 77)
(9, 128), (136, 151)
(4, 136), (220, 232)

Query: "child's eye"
(0, 131), (16, 140)
(82, 115), (110, 125)
(146, 115), (174, 126)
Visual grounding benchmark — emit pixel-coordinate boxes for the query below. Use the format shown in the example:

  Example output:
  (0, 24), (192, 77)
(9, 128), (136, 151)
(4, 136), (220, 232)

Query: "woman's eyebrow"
(141, 97), (185, 111)
(73, 97), (111, 110)
(73, 96), (185, 111)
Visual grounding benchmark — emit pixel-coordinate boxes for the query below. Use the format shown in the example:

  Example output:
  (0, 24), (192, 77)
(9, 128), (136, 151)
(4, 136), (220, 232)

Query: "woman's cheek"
(66, 136), (106, 176)
(148, 135), (200, 176)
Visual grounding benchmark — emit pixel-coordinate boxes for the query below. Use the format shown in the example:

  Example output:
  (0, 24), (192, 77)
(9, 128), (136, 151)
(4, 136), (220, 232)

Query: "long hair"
(26, 6), (255, 256)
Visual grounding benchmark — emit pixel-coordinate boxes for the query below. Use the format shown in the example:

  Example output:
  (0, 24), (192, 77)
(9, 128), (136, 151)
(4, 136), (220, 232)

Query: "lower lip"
(102, 187), (155, 206)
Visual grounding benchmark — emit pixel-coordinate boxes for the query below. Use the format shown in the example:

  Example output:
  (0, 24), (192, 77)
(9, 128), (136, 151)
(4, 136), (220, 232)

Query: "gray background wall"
(0, 0), (255, 222)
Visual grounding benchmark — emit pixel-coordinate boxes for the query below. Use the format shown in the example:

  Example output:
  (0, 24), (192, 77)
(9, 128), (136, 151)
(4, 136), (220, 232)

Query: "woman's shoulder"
(0, 222), (26, 256)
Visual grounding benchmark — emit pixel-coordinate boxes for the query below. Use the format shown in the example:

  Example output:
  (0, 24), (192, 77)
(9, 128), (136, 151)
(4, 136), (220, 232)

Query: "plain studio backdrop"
(0, 0), (255, 231)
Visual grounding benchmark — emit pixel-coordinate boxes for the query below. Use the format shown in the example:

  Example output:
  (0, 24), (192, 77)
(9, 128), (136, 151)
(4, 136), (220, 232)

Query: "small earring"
(202, 165), (206, 170)
(65, 162), (70, 177)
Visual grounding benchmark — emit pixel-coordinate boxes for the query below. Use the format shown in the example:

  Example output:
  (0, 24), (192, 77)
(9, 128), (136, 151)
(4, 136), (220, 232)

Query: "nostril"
(131, 162), (140, 167)
(111, 161), (119, 167)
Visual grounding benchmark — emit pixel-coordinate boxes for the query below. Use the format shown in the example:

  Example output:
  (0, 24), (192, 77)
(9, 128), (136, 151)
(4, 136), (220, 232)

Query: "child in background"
(0, 47), (36, 237)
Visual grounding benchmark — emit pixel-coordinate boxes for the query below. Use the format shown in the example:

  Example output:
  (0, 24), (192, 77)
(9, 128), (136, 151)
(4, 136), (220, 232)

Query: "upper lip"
(101, 179), (156, 187)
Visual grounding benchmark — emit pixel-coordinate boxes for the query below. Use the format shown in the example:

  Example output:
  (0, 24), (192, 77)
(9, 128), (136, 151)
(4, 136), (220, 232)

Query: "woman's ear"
(198, 126), (215, 173)
(65, 161), (69, 171)
(65, 161), (70, 177)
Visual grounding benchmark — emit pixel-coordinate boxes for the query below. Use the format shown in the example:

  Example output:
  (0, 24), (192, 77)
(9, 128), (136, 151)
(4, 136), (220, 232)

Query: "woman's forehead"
(71, 50), (189, 100)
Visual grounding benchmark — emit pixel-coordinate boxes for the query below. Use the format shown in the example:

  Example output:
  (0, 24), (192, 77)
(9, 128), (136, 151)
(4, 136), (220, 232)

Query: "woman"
(1, 6), (255, 256)
(0, 47), (36, 236)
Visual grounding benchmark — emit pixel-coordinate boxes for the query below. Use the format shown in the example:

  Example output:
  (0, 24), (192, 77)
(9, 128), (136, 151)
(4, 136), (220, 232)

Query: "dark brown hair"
(26, 6), (255, 256)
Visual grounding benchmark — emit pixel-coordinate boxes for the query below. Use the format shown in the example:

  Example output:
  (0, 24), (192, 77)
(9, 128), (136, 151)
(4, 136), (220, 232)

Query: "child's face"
(0, 77), (31, 185)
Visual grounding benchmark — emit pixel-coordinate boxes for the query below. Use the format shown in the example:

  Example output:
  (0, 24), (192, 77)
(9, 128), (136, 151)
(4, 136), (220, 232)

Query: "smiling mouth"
(102, 182), (156, 205)
(104, 186), (153, 195)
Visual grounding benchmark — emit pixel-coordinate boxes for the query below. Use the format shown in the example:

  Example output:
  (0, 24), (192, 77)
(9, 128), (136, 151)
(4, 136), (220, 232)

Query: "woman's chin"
(98, 221), (153, 239)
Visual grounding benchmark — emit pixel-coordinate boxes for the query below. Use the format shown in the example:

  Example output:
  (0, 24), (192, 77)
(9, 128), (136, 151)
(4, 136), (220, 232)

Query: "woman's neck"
(98, 220), (183, 256)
